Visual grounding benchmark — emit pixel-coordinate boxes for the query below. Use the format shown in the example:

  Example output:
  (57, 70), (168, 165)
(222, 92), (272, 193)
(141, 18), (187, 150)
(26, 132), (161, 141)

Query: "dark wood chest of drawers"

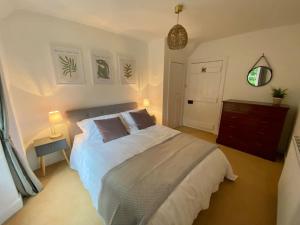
(216, 100), (289, 160)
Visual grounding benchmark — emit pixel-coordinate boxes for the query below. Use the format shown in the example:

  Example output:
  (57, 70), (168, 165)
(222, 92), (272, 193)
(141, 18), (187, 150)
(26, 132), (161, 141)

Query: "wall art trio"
(51, 45), (137, 85)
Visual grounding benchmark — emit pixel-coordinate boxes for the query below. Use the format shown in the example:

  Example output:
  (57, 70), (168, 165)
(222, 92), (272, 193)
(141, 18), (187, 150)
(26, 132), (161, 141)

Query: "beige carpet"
(4, 127), (283, 225)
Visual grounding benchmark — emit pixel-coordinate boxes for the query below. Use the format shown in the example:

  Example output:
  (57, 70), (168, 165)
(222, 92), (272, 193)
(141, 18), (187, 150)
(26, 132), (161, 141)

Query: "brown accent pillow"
(94, 117), (129, 143)
(129, 109), (155, 130)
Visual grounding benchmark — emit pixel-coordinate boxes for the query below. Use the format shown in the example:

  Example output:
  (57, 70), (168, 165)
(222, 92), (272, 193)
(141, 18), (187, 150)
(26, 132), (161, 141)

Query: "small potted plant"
(272, 87), (287, 105)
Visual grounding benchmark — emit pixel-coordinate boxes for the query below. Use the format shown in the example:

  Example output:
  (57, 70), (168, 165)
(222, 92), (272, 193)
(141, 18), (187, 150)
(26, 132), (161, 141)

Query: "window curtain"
(0, 75), (42, 196)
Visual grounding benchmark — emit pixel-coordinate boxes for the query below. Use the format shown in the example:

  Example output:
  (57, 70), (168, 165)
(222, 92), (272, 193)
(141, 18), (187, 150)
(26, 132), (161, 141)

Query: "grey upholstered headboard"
(66, 102), (138, 143)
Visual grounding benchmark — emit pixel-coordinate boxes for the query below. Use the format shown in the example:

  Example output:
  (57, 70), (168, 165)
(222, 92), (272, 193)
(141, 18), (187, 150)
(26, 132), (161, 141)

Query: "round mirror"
(247, 66), (272, 87)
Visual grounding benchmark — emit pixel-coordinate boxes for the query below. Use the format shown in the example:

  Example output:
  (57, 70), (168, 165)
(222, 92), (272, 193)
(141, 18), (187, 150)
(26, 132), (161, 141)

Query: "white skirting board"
(183, 119), (215, 133)
(0, 194), (23, 224)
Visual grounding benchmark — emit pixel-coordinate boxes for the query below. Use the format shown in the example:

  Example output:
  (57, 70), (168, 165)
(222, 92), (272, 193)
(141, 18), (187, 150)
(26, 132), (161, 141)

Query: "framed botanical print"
(91, 50), (114, 84)
(51, 46), (85, 84)
(118, 55), (137, 84)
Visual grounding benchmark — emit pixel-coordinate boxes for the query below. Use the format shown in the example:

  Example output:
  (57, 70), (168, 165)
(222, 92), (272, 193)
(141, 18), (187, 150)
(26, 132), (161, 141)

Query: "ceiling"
(4, 0), (300, 42)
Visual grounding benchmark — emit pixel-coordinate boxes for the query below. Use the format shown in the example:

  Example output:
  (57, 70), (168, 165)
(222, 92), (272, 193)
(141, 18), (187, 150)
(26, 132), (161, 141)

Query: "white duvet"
(70, 125), (237, 225)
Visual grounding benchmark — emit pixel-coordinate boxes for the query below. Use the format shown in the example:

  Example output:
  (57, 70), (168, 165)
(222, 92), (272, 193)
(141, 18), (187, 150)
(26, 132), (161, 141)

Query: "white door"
(168, 62), (186, 128)
(183, 59), (226, 133)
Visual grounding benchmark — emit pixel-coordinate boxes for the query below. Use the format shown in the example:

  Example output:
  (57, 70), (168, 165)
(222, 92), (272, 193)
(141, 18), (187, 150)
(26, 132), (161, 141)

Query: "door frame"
(163, 60), (187, 127)
(185, 56), (228, 134)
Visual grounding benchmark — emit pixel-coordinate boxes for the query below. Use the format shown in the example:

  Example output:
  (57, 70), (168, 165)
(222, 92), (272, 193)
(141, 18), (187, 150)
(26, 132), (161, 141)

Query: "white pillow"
(77, 113), (120, 141)
(120, 108), (144, 134)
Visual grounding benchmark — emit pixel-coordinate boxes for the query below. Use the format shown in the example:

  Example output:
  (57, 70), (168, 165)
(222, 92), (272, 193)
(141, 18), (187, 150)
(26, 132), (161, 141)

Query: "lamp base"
(49, 133), (62, 139)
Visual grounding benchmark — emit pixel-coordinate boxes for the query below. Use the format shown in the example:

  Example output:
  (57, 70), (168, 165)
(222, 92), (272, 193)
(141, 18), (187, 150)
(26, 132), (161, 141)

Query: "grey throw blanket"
(99, 133), (217, 225)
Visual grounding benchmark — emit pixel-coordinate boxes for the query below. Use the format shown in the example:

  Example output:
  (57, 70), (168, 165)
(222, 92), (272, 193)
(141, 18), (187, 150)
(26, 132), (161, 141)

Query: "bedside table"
(33, 136), (69, 176)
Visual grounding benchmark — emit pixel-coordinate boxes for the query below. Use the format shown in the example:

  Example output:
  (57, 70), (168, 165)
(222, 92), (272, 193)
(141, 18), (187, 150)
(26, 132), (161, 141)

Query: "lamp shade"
(143, 98), (150, 108)
(167, 24), (188, 50)
(48, 111), (63, 124)
(167, 4), (188, 50)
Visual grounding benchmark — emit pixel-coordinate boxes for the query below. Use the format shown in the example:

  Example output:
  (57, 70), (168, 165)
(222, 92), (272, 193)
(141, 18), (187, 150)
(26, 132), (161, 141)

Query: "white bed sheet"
(70, 125), (237, 225)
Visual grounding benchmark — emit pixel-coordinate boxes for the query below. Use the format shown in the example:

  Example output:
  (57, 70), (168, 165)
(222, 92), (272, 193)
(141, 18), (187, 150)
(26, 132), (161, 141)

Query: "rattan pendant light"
(167, 4), (188, 50)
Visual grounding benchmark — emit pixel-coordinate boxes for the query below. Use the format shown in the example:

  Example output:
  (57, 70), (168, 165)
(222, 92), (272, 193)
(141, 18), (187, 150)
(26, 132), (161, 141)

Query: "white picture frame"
(118, 55), (137, 84)
(51, 46), (85, 84)
(91, 50), (114, 84)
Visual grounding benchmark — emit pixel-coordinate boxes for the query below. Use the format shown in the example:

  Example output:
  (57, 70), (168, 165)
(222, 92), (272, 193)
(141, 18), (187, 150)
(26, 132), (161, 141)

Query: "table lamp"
(48, 110), (63, 139)
(143, 98), (150, 109)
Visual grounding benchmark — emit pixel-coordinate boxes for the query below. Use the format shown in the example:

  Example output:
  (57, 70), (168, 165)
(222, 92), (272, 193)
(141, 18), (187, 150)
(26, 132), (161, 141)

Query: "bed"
(66, 102), (237, 225)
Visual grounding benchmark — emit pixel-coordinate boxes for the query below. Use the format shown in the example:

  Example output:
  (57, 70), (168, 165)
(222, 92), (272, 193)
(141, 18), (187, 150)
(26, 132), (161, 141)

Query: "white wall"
(0, 11), (149, 169)
(277, 107), (300, 225)
(147, 39), (165, 123)
(0, 0), (14, 19)
(185, 24), (300, 152)
(294, 110), (300, 136)
(188, 24), (300, 106)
